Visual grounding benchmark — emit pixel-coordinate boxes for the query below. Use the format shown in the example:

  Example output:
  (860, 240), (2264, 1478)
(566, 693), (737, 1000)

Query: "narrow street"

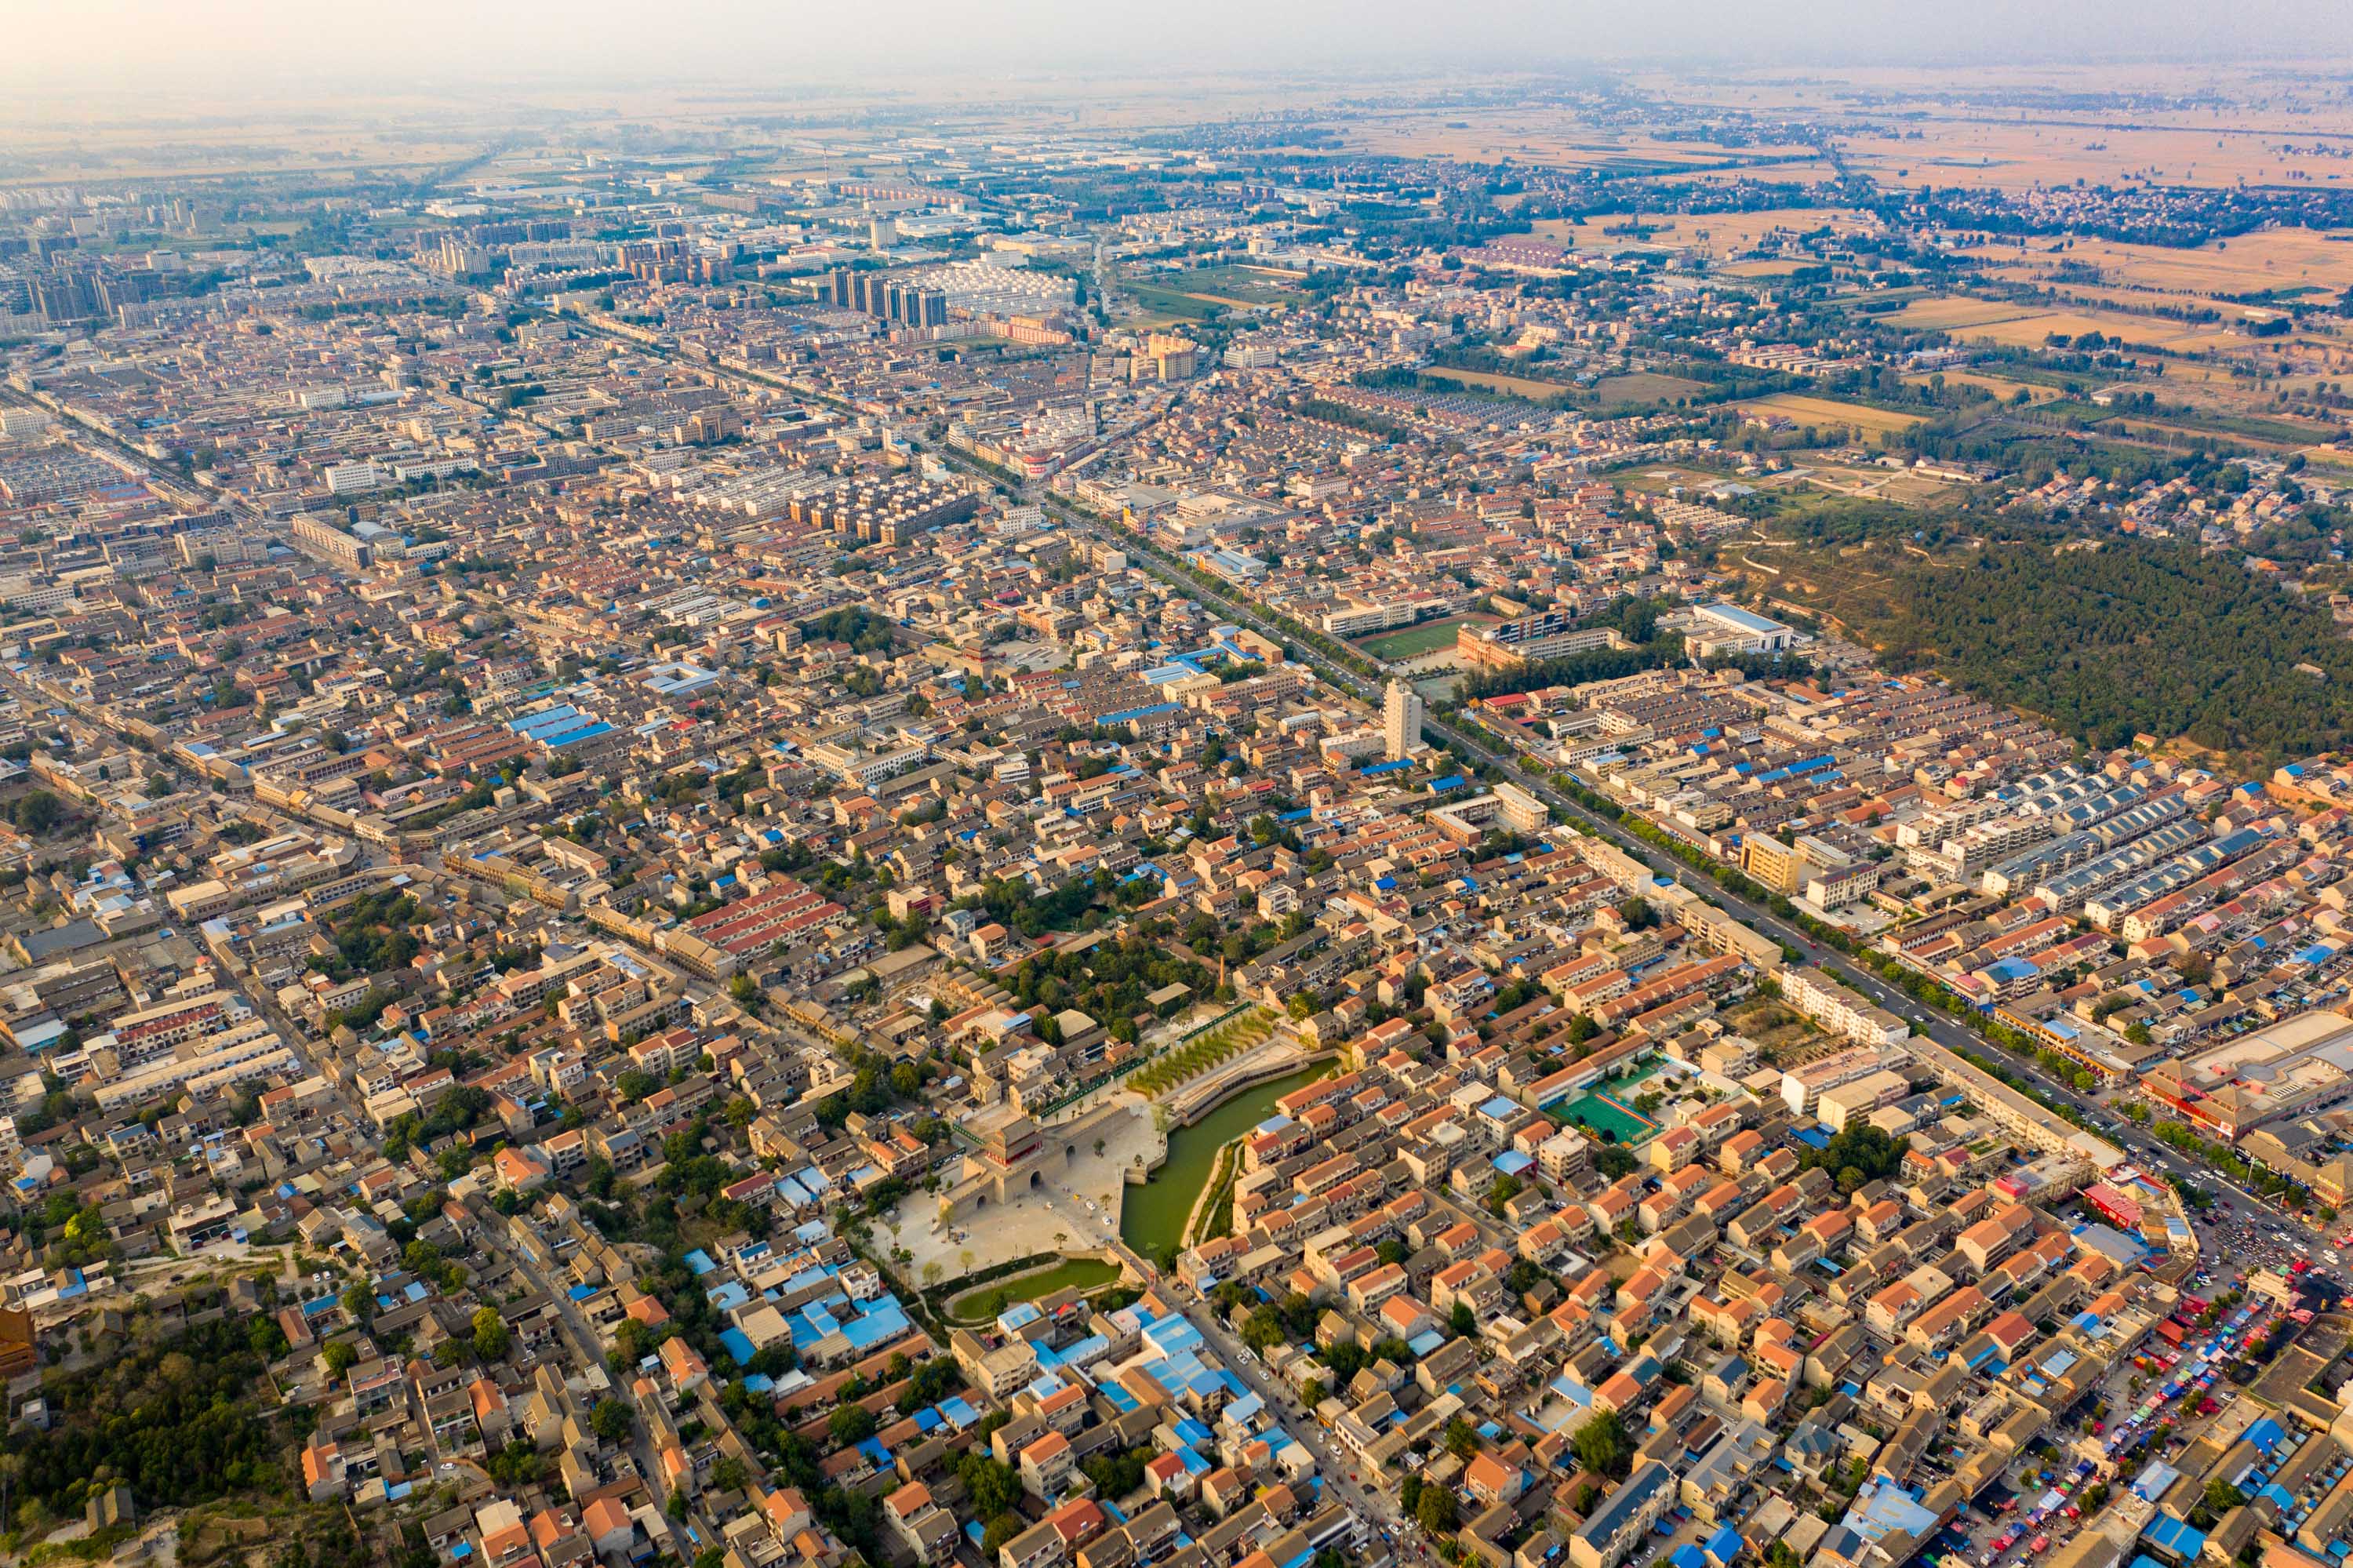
(474, 1212), (701, 1561)
(1177, 1279), (1406, 1545)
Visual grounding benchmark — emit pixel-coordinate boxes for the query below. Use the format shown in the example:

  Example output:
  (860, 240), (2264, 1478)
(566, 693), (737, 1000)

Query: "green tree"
(471, 1306), (511, 1361)
(830, 1403), (878, 1446)
(591, 1397), (635, 1443)
(1796, 1124), (1904, 1187)
(958, 1453), (1020, 1519)
(10, 791), (64, 835)
(1573, 1408), (1633, 1479)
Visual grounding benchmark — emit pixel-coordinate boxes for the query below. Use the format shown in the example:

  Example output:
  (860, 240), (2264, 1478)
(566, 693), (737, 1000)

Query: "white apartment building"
(1780, 967), (1911, 1051)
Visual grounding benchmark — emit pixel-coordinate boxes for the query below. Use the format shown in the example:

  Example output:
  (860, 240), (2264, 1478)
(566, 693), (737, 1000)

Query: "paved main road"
(1057, 500), (2342, 1268)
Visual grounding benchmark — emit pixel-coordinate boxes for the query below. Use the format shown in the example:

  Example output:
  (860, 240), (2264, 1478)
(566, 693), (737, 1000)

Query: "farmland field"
(1737, 394), (1925, 438)
(1966, 230), (2353, 305)
(1901, 370), (2063, 404)
(1529, 206), (1881, 259)
(1890, 297), (2044, 331)
(1636, 159), (1846, 189)
(1962, 311), (2238, 355)
(1837, 121), (2353, 194)
(1595, 372), (1710, 405)
(1324, 111), (1817, 175)
(1421, 366), (1577, 399)
(2109, 409), (2347, 453)
(1893, 297), (2246, 355)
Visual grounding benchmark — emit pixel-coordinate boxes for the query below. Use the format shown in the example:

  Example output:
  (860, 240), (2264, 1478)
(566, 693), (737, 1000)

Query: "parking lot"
(2196, 1200), (2353, 1276)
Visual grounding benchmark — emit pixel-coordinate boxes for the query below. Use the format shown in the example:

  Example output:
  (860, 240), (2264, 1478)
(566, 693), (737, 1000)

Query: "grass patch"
(2117, 409), (2344, 447)
(1194, 1141), (1242, 1246)
(28, 1527), (140, 1566)
(945, 1257), (1123, 1323)
(1122, 285), (1224, 320)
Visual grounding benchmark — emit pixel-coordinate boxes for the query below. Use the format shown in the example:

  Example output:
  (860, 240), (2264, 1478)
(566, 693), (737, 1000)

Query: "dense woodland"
(1838, 539), (2353, 759)
(5, 1313), (295, 1538)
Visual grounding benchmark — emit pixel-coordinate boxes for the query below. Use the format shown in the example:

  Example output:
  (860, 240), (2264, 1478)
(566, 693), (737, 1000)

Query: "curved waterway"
(1118, 1065), (1326, 1257)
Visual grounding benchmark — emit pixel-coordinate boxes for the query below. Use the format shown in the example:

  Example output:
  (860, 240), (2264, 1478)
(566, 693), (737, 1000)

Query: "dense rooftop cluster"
(4, 76), (2353, 1568)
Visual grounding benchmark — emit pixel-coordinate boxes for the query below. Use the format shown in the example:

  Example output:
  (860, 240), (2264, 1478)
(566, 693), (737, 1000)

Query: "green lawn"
(946, 1257), (1122, 1322)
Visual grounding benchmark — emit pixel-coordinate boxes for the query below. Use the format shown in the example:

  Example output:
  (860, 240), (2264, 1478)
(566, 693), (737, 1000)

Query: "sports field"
(1561, 1091), (1654, 1144)
(1121, 284), (1224, 321)
(1557, 1064), (1670, 1146)
(1357, 613), (1496, 660)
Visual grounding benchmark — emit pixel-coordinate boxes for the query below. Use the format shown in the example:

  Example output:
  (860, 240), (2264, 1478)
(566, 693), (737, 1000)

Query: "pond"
(1118, 1065), (1326, 1260)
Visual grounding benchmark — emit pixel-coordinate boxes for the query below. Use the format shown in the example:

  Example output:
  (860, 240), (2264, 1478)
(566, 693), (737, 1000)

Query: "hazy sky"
(6, 0), (2351, 100)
